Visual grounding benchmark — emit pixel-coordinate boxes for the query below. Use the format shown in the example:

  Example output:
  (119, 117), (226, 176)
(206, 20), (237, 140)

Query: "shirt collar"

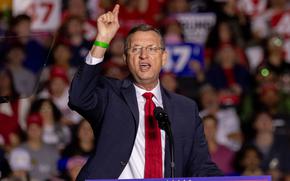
(134, 81), (163, 106)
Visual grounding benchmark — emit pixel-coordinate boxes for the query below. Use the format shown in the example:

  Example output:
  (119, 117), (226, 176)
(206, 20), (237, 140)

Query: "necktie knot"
(143, 92), (154, 100)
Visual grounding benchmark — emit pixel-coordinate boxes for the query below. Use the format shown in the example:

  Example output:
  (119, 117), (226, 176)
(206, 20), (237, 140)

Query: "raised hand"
(96, 4), (120, 43)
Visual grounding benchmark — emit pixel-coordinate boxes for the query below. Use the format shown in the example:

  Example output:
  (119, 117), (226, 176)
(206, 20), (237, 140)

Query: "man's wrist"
(89, 34), (113, 58)
(94, 41), (109, 48)
(95, 35), (112, 44)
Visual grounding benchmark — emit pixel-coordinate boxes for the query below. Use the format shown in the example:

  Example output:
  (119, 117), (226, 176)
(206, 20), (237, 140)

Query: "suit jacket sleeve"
(187, 103), (224, 177)
(68, 62), (108, 128)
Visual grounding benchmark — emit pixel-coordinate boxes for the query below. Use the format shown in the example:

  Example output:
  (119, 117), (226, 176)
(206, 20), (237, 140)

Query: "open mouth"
(139, 62), (151, 71)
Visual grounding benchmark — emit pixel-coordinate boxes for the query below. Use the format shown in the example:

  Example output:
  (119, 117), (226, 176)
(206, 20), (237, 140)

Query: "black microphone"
(154, 107), (175, 178)
(154, 107), (170, 131)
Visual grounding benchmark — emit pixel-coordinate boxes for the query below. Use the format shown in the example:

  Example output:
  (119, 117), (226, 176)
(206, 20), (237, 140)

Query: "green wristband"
(94, 41), (109, 48)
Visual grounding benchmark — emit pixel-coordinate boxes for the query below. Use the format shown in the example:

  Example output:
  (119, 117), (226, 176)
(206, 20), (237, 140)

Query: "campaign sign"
(174, 13), (216, 44)
(13, 0), (61, 31)
(163, 43), (204, 77)
(87, 176), (271, 181)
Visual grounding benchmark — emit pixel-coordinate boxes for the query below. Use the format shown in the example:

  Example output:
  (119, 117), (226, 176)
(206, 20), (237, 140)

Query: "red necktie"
(143, 92), (162, 178)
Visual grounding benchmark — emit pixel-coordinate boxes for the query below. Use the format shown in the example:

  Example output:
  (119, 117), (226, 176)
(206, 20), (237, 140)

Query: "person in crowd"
(251, 68), (277, 120)
(205, 21), (247, 68)
(19, 113), (59, 181)
(206, 44), (251, 107)
(5, 14), (47, 73)
(68, 4), (222, 179)
(199, 84), (242, 151)
(233, 145), (264, 176)
(215, 0), (251, 45)
(62, 0), (88, 21)
(41, 42), (76, 84)
(161, 17), (184, 44)
(62, 0), (98, 41)
(4, 43), (36, 97)
(29, 98), (71, 150)
(61, 119), (94, 158)
(57, 16), (91, 67)
(249, 111), (290, 180)
(261, 34), (290, 77)
(256, 82), (290, 134)
(39, 66), (82, 125)
(58, 119), (94, 179)
(0, 68), (30, 151)
(202, 115), (235, 175)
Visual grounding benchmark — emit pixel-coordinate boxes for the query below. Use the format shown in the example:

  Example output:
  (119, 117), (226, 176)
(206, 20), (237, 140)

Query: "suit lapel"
(120, 80), (175, 177)
(161, 88), (174, 178)
(120, 78), (139, 127)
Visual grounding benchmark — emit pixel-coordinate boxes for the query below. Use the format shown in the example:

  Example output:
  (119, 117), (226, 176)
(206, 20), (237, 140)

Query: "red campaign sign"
(13, 0), (61, 32)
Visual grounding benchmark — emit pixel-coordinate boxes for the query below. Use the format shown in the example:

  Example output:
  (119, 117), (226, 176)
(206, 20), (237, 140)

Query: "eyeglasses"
(126, 45), (165, 55)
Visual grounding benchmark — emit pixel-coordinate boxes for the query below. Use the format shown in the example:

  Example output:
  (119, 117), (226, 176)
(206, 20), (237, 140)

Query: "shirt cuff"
(85, 52), (104, 65)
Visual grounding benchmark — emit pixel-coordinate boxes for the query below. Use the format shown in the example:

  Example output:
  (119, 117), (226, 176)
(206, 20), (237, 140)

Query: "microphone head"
(154, 107), (169, 130)
(154, 107), (165, 120)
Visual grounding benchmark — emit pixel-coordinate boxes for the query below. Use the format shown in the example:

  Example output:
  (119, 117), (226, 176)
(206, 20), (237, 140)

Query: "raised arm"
(68, 5), (120, 122)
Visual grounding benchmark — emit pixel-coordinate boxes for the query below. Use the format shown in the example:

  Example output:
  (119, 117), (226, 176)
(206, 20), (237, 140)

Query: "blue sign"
(163, 43), (204, 77)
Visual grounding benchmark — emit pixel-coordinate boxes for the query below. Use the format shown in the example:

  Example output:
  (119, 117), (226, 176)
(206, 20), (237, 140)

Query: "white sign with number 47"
(13, 0), (61, 32)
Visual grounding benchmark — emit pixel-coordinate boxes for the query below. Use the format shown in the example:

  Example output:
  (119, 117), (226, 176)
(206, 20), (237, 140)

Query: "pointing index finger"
(112, 4), (120, 17)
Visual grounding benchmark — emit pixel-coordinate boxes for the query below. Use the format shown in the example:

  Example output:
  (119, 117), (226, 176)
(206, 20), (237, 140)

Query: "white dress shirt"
(86, 54), (166, 179)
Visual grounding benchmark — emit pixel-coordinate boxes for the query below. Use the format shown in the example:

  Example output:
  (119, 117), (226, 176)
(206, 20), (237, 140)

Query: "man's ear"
(161, 50), (168, 67)
(123, 54), (127, 65)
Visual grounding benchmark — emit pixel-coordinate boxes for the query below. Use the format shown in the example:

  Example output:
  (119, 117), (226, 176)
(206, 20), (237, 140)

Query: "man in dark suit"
(68, 4), (222, 180)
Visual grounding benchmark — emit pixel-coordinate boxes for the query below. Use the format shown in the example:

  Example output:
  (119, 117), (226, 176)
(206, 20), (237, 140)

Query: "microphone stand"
(154, 107), (175, 178)
(165, 123), (175, 178)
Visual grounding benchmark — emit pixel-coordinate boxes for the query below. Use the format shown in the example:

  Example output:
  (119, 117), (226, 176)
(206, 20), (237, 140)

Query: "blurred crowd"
(0, 0), (290, 180)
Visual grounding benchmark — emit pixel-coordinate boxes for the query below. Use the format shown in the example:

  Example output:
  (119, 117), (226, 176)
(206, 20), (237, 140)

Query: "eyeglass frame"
(125, 45), (165, 55)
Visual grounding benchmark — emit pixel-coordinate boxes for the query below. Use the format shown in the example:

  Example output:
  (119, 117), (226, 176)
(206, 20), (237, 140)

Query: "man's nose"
(139, 47), (149, 58)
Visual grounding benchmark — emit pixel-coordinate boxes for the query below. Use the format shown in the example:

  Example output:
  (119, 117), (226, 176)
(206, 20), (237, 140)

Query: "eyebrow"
(130, 44), (158, 47)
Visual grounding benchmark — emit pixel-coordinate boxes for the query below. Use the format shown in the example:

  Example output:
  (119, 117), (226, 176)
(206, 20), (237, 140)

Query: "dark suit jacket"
(68, 62), (223, 180)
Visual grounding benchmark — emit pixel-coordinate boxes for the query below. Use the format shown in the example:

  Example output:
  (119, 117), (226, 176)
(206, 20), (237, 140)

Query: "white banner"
(175, 13), (216, 44)
(13, 0), (61, 32)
